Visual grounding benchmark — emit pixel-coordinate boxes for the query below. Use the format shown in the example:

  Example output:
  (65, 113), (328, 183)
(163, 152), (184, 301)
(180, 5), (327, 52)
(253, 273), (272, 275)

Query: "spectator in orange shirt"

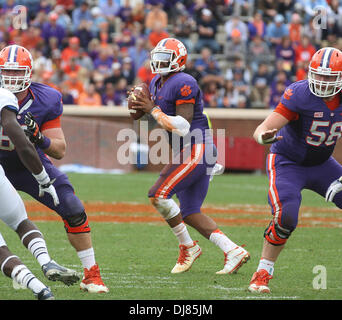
(136, 59), (154, 85)
(288, 13), (303, 47)
(61, 37), (80, 67)
(41, 71), (60, 92)
(62, 72), (84, 104)
(63, 56), (81, 76)
(148, 22), (169, 48)
(144, 3), (168, 35)
(78, 83), (102, 107)
(296, 60), (309, 81)
(294, 35), (316, 65)
(20, 26), (44, 51)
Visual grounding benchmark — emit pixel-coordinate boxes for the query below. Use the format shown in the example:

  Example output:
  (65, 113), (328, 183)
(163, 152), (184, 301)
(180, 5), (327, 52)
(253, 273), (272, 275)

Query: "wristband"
(257, 133), (277, 145)
(151, 106), (161, 117)
(37, 135), (51, 149)
(32, 167), (50, 185)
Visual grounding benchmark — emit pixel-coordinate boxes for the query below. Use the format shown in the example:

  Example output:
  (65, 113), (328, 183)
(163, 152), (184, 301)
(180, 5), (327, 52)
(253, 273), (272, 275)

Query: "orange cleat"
(80, 264), (109, 293)
(248, 269), (273, 293)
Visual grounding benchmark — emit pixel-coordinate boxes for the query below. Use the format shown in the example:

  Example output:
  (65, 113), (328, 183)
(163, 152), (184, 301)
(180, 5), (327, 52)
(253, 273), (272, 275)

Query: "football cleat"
(12, 278), (27, 290)
(216, 246), (250, 274)
(248, 269), (273, 293)
(36, 287), (55, 300)
(171, 241), (202, 274)
(80, 263), (109, 293)
(42, 260), (80, 286)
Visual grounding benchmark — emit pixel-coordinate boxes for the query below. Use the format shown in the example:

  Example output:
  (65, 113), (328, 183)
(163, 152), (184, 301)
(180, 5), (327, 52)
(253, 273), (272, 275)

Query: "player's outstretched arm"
(254, 112), (288, 145)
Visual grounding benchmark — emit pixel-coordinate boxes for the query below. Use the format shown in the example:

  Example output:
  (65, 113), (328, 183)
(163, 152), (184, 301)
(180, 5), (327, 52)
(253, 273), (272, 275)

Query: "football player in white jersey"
(0, 87), (78, 300)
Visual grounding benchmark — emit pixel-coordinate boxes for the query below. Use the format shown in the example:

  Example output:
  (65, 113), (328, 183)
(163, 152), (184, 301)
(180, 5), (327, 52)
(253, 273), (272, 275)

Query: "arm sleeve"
(274, 102), (299, 121)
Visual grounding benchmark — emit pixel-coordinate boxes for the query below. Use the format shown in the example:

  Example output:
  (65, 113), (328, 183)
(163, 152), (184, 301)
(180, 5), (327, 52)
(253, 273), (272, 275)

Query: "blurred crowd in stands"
(0, 0), (341, 108)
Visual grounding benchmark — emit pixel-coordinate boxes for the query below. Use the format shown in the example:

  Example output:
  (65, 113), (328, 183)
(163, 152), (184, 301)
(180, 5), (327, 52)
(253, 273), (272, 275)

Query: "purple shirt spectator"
(41, 13), (66, 47)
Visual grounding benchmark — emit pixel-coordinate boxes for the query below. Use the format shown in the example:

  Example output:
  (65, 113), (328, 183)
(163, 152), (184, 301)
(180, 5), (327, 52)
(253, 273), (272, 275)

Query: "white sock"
(77, 248), (96, 270)
(257, 258), (275, 276)
(171, 222), (193, 246)
(27, 238), (51, 267)
(209, 229), (237, 253)
(11, 265), (46, 294)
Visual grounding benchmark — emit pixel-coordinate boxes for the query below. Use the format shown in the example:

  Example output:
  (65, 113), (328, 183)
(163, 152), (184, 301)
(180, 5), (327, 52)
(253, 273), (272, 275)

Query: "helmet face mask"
(150, 38), (187, 76)
(308, 67), (342, 97)
(308, 47), (342, 98)
(0, 66), (31, 93)
(0, 45), (33, 93)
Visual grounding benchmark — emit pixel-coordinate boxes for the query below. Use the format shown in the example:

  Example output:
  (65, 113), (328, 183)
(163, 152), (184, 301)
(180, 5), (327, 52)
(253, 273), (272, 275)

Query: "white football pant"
(0, 165), (27, 231)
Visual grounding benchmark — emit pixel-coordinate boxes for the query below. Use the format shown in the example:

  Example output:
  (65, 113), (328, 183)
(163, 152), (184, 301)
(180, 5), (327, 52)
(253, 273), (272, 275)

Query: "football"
(127, 83), (150, 120)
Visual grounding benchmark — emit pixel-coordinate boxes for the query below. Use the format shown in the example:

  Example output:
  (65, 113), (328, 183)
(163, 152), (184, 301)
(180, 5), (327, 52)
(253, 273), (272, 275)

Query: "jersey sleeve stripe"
(175, 98), (195, 105)
(41, 115), (61, 131)
(3, 105), (18, 114)
(274, 102), (299, 121)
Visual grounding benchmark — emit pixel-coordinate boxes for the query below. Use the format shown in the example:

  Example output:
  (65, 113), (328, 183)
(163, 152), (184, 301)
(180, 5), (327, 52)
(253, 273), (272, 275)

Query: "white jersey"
(0, 87), (19, 121)
(0, 89), (27, 234)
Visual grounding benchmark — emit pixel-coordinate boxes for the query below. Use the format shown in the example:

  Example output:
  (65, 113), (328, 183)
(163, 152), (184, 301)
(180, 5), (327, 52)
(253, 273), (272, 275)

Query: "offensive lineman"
(0, 87), (78, 300)
(0, 45), (108, 293)
(249, 47), (342, 293)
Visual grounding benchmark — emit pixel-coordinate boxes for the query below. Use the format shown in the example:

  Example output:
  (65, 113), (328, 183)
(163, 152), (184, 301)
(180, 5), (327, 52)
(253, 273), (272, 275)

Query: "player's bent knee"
(149, 197), (180, 220)
(264, 219), (293, 246)
(63, 211), (91, 234)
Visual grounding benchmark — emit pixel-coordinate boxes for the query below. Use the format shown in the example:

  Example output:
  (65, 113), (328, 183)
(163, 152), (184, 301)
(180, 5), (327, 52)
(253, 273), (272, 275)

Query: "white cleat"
(216, 246), (250, 274)
(13, 279), (27, 290)
(171, 241), (202, 274)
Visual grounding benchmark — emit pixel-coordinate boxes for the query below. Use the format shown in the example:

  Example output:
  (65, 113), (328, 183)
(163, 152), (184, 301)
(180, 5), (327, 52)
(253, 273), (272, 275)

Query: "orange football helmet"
(0, 45), (33, 93)
(150, 38), (187, 75)
(308, 47), (342, 98)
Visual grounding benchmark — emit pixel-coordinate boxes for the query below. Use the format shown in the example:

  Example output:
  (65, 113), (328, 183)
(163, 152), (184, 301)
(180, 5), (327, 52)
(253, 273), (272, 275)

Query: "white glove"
(32, 168), (60, 206)
(325, 176), (342, 202)
(209, 163), (224, 181)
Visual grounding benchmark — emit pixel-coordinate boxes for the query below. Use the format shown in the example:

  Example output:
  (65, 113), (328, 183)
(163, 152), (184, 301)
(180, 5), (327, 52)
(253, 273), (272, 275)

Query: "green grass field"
(0, 172), (341, 301)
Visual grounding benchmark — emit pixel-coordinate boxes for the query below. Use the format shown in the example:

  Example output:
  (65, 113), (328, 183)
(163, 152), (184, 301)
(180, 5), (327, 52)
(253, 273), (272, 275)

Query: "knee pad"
(264, 219), (292, 246)
(150, 197), (180, 220)
(63, 211), (91, 234)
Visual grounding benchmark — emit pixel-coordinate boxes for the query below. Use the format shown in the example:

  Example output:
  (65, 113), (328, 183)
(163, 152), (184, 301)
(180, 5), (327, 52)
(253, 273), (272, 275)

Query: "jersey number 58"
(306, 120), (342, 147)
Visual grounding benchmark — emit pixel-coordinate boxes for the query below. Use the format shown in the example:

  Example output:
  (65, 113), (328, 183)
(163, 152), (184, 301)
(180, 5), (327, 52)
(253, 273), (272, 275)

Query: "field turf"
(0, 172), (341, 301)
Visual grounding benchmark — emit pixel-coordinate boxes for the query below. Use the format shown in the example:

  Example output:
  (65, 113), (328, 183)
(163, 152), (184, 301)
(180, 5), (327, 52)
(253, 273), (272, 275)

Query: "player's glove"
(325, 176), (342, 202)
(24, 112), (51, 149)
(32, 167), (60, 206)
